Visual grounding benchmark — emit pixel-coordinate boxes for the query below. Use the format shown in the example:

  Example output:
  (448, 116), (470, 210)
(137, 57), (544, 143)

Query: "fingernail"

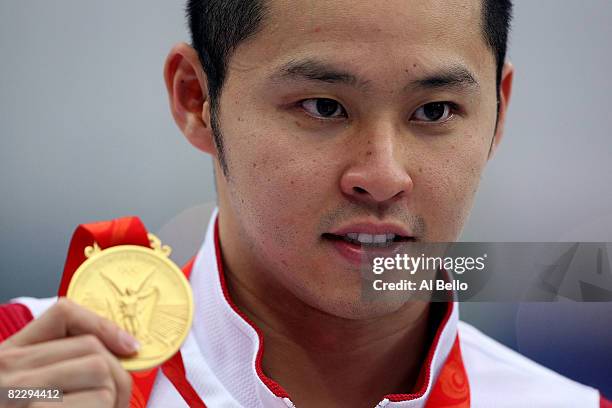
(118, 330), (140, 352)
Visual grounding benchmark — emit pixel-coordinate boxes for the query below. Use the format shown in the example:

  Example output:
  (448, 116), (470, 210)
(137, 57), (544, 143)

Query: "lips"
(328, 222), (414, 238)
(322, 222), (416, 265)
(322, 232), (413, 248)
(325, 223), (415, 245)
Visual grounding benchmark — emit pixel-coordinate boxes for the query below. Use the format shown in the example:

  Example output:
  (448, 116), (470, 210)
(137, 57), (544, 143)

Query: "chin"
(328, 299), (408, 320)
(300, 286), (409, 320)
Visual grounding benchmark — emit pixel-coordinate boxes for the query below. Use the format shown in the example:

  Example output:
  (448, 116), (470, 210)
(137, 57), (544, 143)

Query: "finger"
(97, 343), (132, 408)
(2, 299), (139, 356)
(5, 335), (121, 370)
(1, 335), (107, 370)
(0, 336), (132, 408)
(5, 355), (115, 394)
(31, 389), (116, 408)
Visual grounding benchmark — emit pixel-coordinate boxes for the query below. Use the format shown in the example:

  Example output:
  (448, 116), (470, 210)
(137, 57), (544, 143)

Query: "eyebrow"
(270, 58), (370, 90)
(269, 58), (479, 93)
(407, 66), (479, 92)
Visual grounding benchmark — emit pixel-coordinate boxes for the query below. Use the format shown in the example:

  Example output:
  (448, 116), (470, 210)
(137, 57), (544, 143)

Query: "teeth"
(373, 234), (387, 243)
(342, 233), (397, 245)
(357, 233), (373, 243)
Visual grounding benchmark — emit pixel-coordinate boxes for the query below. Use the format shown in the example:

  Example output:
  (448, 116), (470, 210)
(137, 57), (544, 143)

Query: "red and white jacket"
(1, 211), (610, 407)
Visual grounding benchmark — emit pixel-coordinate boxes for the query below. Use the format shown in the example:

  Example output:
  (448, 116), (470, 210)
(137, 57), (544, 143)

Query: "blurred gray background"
(1, 0), (611, 397)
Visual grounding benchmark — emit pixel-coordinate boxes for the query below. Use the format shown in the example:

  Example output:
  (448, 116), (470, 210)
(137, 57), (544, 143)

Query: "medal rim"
(66, 243), (194, 372)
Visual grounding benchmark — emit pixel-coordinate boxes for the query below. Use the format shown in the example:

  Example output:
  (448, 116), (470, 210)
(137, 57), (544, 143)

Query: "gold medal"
(66, 234), (194, 371)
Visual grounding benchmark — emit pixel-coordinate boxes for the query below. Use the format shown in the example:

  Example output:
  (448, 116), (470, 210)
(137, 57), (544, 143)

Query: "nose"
(340, 131), (413, 205)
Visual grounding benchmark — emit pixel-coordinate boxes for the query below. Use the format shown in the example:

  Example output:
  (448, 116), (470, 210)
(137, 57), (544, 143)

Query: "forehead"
(229, 0), (493, 88)
(268, 0), (482, 39)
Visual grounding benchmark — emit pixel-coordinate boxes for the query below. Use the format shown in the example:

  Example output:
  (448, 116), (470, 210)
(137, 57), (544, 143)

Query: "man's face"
(209, 0), (505, 318)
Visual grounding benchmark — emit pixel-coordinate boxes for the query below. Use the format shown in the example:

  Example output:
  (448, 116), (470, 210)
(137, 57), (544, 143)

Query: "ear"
(488, 61), (514, 160)
(164, 42), (216, 155)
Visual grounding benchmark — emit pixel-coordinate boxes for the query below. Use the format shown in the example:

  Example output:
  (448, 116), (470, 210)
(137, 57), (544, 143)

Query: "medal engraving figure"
(66, 234), (194, 371)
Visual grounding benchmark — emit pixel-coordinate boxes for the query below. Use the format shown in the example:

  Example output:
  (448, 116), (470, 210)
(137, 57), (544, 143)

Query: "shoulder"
(457, 320), (604, 407)
(0, 297), (57, 342)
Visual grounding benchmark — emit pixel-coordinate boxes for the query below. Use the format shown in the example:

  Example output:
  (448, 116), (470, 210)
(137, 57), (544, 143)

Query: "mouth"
(321, 222), (418, 265)
(321, 232), (415, 248)
(322, 231), (416, 266)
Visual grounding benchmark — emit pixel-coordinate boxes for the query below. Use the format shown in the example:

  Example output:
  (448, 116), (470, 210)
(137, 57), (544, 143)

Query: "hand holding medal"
(0, 218), (197, 408)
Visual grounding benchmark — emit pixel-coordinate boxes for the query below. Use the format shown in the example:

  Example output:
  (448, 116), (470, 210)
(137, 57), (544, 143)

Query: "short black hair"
(482, 0), (513, 96)
(187, 0), (513, 171)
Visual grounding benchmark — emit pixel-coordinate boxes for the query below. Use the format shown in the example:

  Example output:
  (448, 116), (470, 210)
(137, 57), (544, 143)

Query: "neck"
(223, 253), (433, 408)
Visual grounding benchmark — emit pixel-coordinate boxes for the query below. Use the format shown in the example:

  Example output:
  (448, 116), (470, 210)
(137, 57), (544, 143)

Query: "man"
(0, 0), (609, 407)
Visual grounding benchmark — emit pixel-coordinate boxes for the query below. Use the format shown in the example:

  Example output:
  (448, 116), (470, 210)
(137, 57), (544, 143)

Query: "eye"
(412, 102), (454, 123)
(300, 98), (347, 119)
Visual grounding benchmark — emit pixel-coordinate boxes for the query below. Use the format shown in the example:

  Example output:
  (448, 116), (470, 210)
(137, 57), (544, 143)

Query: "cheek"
(223, 118), (336, 251)
(415, 134), (489, 240)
